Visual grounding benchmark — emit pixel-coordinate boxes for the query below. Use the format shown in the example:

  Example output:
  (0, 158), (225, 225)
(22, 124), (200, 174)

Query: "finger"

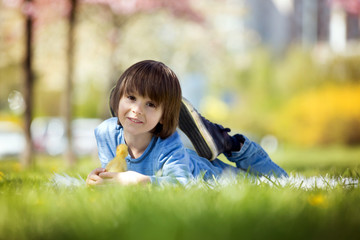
(91, 174), (104, 181)
(86, 179), (96, 185)
(86, 174), (103, 185)
(87, 168), (105, 179)
(93, 168), (106, 175)
(86, 178), (98, 185)
(99, 172), (116, 179)
(86, 177), (104, 186)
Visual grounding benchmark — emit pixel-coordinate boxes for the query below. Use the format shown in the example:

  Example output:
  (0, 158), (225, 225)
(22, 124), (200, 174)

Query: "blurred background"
(0, 0), (359, 170)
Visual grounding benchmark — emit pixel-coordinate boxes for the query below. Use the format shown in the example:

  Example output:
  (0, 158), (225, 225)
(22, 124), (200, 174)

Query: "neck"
(124, 132), (153, 159)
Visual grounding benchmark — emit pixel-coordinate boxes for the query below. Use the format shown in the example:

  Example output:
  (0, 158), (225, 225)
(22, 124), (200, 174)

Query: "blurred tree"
(22, 0), (35, 167)
(65, 0), (78, 166)
(13, 0), (70, 167)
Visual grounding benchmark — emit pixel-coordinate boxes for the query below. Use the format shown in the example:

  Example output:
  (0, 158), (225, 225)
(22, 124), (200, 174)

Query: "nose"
(131, 102), (143, 115)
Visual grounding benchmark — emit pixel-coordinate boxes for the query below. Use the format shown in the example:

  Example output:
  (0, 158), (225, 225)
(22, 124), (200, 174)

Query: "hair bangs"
(121, 65), (168, 106)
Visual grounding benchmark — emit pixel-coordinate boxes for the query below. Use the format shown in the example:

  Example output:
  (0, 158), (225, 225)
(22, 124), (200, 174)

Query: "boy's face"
(118, 92), (163, 138)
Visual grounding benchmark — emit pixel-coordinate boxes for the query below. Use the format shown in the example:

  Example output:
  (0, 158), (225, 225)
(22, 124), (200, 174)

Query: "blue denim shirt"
(95, 118), (287, 185)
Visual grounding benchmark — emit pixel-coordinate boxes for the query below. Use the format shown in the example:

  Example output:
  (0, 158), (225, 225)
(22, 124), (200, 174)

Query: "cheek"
(117, 104), (121, 116)
(148, 110), (162, 122)
(158, 110), (164, 124)
(117, 101), (127, 118)
(118, 99), (126, 111)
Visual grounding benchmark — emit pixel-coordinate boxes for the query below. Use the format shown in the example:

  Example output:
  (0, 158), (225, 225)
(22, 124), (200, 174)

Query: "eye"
(127, 95), (136, 101)
(146, 102), (156, 108)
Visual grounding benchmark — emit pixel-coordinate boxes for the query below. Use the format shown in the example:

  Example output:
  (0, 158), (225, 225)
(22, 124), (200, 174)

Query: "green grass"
(272, 145), (360, 177)
(0, 147), (360, 240)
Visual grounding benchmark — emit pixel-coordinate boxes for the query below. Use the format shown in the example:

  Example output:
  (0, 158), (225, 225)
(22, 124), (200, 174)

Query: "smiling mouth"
(128, 117), (143, 124)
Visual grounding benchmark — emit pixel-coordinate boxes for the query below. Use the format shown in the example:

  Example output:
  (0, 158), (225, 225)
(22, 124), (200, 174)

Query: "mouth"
(127, 117), (143, 124)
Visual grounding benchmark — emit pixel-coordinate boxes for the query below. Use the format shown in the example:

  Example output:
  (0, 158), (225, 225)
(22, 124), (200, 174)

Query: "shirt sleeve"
(94, 118), (119, 168)
(149, 133), (193, 186)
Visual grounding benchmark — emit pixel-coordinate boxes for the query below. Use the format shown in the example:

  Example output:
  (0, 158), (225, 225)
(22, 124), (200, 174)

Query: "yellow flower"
(35, 199), (44, 206)
(308, 194), (327, 207)
(0, 171), (4, 181)
(12, 163), (22, 172)
(50, 166), (59, 172)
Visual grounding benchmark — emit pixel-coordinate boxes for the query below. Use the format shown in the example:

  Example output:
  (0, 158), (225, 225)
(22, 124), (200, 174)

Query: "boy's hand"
(99, 171), (151, 186)
(86, 168), (106, 186)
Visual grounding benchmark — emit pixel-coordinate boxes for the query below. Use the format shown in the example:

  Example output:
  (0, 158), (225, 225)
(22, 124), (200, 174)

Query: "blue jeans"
(225, 135), (288, 177)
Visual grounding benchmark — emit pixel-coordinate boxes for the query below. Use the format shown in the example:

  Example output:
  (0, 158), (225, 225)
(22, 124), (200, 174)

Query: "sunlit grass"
(273, 145), (360, 176)
(0, 147), (360, 240)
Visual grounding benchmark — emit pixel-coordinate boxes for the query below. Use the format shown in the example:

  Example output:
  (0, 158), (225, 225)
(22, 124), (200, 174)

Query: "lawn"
(0, 146), (359, 240)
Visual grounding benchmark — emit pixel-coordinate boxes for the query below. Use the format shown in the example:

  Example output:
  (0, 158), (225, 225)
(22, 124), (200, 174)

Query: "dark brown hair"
(109, 60), (182, 139)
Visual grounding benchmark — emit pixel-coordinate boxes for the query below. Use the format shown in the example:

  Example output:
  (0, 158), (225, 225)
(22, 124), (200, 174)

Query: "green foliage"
(210, 47), (360, 147)
(73, 79), (107, 118)
(271, 145), (360, 177)
(324, 55), (360, 83)
(34, 90), (63, 117)
(274, 47), (323, 96)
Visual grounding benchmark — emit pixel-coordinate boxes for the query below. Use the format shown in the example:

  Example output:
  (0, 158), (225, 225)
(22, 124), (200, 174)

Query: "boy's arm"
(94, 118), (120, 168)
(149, 159), (192, 186)
(150, 136), (193, 186)
(99, 171), (151, 185)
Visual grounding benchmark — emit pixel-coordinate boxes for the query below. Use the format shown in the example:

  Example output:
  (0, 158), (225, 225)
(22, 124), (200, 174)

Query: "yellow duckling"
(105, 144), (128, 172)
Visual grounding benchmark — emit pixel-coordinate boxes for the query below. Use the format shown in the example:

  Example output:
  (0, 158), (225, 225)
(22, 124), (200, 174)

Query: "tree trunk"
(22, 0), (34, 168)
(64, 0), (78, 166)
